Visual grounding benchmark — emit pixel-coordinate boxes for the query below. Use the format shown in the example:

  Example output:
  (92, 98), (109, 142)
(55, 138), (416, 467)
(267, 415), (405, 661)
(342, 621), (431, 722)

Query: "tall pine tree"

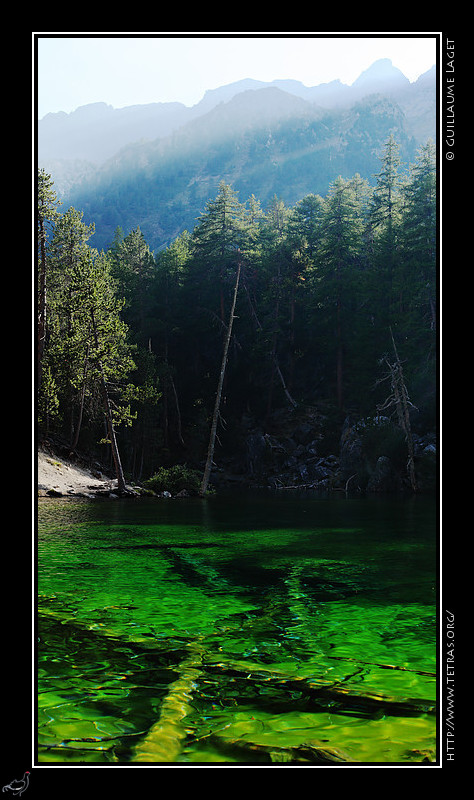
(314, 176), (365, 410)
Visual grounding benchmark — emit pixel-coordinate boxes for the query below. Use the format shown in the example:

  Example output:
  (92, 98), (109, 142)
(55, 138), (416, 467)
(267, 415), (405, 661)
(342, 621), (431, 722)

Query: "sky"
(35, 33), (438, 120)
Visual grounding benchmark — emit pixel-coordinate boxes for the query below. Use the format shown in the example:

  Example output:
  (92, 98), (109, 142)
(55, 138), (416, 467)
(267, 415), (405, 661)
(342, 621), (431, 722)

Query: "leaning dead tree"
(376, 328), (418, 492)
(200, 259), (241, 496)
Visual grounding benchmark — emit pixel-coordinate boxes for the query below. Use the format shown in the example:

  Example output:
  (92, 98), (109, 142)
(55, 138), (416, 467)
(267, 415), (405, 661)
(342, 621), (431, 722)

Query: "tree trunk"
(200, 261), (241, 495)
(37, 216), (47, 389)
(336, 298), (343, 411)
(389, 331), (417, 492)
(70, 346), (90, 453)
(99, 371), (128, 493)
(377, 329), (418, 492)
(90, 308), (128, 494)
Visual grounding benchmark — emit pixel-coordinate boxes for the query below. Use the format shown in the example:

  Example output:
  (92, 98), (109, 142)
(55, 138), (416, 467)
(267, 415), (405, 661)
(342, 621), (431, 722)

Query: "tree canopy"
(37, 137), (436, 489)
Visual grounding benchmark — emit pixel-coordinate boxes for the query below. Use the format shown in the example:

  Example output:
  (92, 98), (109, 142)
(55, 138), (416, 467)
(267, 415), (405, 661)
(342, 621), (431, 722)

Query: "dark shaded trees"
(37, 176), (137, 488)
(109, 226), (156, 343)
(311, 176), (365, 410)
(399, 140), (437, 335)
(366, 134), (404, 335)
(200, 257), (242, 495)
(40, 206), (96, 443)
(38, 137), (436, 489)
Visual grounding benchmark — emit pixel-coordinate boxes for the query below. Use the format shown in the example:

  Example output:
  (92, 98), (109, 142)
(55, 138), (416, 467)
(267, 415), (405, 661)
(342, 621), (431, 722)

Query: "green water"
(37, 493), (437, 765)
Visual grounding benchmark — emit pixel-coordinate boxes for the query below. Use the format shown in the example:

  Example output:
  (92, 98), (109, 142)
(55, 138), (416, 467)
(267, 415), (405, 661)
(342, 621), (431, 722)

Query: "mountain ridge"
(38, 59), (436, 252)
(38, 59), (435, 164)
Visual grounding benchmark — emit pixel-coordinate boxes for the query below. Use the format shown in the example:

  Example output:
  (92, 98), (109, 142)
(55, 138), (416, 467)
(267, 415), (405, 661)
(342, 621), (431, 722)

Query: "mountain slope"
(38, 59), (435, 166)
(38, 100), (190, 163)
(67, 91), (419, 251)
(38, 60), (436, 252)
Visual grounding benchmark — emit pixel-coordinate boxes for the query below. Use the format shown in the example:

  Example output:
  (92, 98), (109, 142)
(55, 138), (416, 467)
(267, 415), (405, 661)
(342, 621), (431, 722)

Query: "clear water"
(37, 492), (437, 764)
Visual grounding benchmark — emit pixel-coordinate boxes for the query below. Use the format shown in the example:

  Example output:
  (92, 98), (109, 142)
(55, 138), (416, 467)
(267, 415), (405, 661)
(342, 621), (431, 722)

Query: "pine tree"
(189, 184), (253, 483)
(109, 226), (156, 344)
(257, 196), (298, 414)
(191, 182), (248, 321)
(399, 140), (436, 333)
(46, 207), (97, 448)
(314, 176), (365, 410)
(37, 169), (61, 389)
(183, 183), (249, 423)
(151, 232), (192, 454)
(37, 180), (136, 488)
(289, 193), (325, 264)
(67, 249), (136, 491)
(367, 135), (404, 331)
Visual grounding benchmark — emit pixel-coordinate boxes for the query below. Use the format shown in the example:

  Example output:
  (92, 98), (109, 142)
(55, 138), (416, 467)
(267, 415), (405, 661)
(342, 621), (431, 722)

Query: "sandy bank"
(38, 448), (118, 497)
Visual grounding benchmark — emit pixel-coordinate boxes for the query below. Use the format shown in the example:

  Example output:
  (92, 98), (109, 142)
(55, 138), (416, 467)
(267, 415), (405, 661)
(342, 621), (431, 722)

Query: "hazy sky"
(35, 33), (438, 119)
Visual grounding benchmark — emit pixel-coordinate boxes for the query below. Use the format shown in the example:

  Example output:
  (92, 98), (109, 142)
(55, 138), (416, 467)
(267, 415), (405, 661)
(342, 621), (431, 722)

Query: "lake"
(37, 492), (437, 765)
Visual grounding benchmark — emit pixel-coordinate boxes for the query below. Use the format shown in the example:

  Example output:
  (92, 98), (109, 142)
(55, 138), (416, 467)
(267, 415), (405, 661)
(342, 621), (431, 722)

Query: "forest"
(37, 135), (437, 496)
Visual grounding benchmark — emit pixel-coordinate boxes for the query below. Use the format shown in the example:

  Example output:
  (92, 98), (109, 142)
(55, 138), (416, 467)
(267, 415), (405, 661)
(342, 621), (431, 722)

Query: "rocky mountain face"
(38, 59), (436, 252)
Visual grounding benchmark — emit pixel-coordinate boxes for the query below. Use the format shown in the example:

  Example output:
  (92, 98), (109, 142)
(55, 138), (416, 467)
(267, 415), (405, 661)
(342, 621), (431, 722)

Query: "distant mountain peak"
(38, 58), (435, 208)
(352, 58), (410, 88)
(415, 65), (436, 85)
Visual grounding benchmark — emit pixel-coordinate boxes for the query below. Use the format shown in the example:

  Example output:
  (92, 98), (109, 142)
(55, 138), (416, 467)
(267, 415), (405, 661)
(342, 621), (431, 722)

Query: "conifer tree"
(314, 176), (365, 410)
(257, 197), (298, 414)
(289, 193), (324, 264)
(109, 226), (156, 344)
(191, 182), (248, 321)
(152, 232), (192, 453)
(37, 178), (136, 487)
(399, 140), (436, 333)
(46, 207), (97, 447)
(66, 248), (136, 490)
(367, 135), (404, 332)
(37, 169), (61, 389)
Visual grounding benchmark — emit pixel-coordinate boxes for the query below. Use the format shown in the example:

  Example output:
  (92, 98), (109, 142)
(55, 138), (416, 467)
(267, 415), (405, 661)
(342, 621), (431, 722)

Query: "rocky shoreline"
(37, 444), (193, 499)
(38, 447), (123, 498)
(38, 408), (436, 499)
(212, 409), (436, 495)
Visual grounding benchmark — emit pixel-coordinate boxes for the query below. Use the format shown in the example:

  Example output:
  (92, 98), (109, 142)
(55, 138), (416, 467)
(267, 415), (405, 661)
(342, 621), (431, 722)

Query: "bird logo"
(2, 772), (30, 796)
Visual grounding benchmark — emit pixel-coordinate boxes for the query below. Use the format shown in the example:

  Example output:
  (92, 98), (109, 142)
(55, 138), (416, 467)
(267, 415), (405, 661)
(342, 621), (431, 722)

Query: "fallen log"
(326, 654), (436, 677)
(132, 639), (205, 762)
(204, 660), (436, 718)
(201, 734), (354, 764)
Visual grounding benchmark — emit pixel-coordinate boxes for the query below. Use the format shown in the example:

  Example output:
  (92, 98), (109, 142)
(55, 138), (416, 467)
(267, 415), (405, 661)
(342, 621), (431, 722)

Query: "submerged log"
(202, 734), (353, 763)
(326, 654), (436, 677)
(132, 640), (205, 762)
(205, 660), (436, 718)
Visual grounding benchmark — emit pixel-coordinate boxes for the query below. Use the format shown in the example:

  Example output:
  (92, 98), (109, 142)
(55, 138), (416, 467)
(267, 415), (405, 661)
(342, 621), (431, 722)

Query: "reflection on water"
(37, 493), (437, 764)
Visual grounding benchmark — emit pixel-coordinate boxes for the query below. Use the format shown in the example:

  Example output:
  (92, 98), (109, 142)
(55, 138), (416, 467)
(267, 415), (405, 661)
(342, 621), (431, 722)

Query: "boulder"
(367, 455), (400, 493)
(293, 423), (315, 446)
(339, 418), (364, 478)
(245, 431), (267, 475)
